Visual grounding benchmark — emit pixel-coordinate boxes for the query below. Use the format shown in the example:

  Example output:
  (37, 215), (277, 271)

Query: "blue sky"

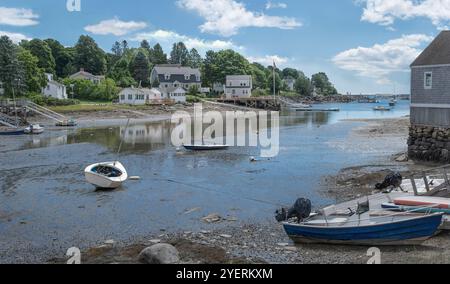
(0, 0), (446, 94)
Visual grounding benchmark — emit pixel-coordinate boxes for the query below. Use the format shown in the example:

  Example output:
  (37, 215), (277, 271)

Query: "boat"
(0, 129), (25, 136)
(389, 101), (396, 107)
(282, 211), (443, 246)
(24, 124), (44, 135)
(56, 119), (77, 127)
(183, 144), (229, 151)
(373, 106), (391, 111)
(84, 161), (128, 189)
(382, 203), (450, 214)
(394, 196), (450, 209)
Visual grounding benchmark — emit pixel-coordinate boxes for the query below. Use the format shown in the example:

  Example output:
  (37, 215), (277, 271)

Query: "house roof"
(165, 86), (187, 93)
(48, 81), (65, 88)
(70, 69), (105, 80)
(411, 31), (450, 67)
(119, 87), (161, 95)
(153, 64), (201, 76)
(226, 75), (251, 80)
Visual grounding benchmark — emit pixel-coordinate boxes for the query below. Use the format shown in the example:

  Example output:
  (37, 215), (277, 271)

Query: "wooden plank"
(424, 175), (431, 192)
(411, 178), (419, 196)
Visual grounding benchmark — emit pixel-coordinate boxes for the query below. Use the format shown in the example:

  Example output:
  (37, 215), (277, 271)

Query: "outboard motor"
(375, 172), (404, 193)
(275, 198), (312, 223)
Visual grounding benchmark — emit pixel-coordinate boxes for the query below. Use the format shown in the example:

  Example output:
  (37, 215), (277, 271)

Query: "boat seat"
(306, 218), (348, 226)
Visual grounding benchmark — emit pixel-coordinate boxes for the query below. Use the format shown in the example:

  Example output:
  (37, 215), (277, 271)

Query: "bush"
(186, 95), (201, 103)
(252, 89), (269, 97)
(26, 92), (80, 106)
(62, 78), (119, 102)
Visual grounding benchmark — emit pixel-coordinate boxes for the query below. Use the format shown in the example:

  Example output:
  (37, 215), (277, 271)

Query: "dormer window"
(185, 74), (190, 80)
(165, 74), (170, 80)
(424, 72), (432, 89)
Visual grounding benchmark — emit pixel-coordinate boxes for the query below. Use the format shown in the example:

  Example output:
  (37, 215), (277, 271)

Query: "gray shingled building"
(409, 31), (450, 162)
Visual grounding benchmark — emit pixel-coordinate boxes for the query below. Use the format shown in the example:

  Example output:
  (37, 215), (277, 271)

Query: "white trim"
(424, 71), (433, 89)
(412, 64), (450, 69)
(411, 104), (450, 109)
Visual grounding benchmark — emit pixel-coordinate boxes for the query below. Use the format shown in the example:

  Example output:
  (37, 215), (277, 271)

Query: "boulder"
(138, 244), (180, 264)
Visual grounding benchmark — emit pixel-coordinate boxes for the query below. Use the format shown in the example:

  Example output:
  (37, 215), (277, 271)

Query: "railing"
(405, 165), (450, 196)
(0, 112), (18, 128)
(25, 102), (67, 123)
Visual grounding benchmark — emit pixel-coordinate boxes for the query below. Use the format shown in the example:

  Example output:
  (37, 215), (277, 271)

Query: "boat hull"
(0, 129), (25, 136)
(183, 145), (229, 151)
(283, 213), (443, 246)
(84, 162), (128, 189)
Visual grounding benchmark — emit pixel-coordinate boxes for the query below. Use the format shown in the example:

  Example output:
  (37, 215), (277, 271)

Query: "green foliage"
(268, 72), (282, 94)
(0, 36), (25, 96)
(250, 64), (267, 90)
(186, 95), (201, 103)
(74, 35), (107, 75)
(17, 47), (47, 93)
(44, 39), (74, 78)
(170, 42), (189, 65)
(282, 68), (299, 80)
(252, 89), (269, 97)
(187, 84), (200, 96)
(26, 92), (80, 106)
(109, 57), (136, 88)
(129, 50), (150, 87)
(294, 72), (312, 96)
(62, 78), (118, 101)
(151, 43), (168, 64)
(187, 48), (203, 69)
(21, 39), (56, 74)
(311, 72), (338, 96)
(202, 49), (251, 86)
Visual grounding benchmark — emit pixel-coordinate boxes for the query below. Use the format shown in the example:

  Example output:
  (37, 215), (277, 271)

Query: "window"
(121, 95), (125, 100)
(185, 74), (190, 80)
(165, 74), (170, 80)
(128, 94), (132, 100)
(424, 72), (433, 89)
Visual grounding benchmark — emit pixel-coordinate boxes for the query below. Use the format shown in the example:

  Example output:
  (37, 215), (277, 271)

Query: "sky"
(0, 0), (448, 94)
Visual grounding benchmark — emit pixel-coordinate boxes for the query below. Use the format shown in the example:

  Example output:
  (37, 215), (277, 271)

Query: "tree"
(250, 63), (267, 90)
(111, 41), (123, 57)
(63, 78), (118, 101)
(129, 50), (150, 87)
(169, 42), (189, 65)
(311, 72), (338, 96)
(187, 48), (203, 69)
(44, 39), (73, 78)
(0, 36), (25, 96)
(282, 68), (299, 80)
(73, 35), (107, 75)
(109, 57), (136, 88)
(140, 40), (152, 52)
(294, 72), (311, 96)
(21, 39), (56, 74)
(17, 47), (47, 93)
(202, 49), (251, 86)
(151, 43), (167, 64)
(268, 72), (282, 95)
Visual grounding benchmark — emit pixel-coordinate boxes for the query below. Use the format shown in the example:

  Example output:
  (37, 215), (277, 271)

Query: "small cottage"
(69, 68), (105, 84)
(118, 87), (162, 105)
(42, 73), (67, 100)
(409, 31), (450, 162)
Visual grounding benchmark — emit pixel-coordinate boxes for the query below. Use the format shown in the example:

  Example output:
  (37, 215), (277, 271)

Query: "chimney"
(80, 68), (85, 72)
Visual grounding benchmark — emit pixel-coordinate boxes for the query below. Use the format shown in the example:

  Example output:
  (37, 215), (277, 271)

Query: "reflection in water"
(21, 100), (410, 154)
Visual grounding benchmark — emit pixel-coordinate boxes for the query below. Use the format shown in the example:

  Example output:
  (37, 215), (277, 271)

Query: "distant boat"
(282, 212), (443, 246)
(373, 106), (391, 111)
(56, 119), (77, 127)
(84, 161), (128, 189)
(0, 129), (25, 136)
(24, 124), (44, 135)
(389, 101), (396, 107)
(183, 144), (229, 151)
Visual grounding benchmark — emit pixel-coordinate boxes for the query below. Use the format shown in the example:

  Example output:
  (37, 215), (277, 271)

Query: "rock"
(220, 234), (232, 239)
(202, 213), (223, 223)
(277, 243), (290, 247)
(149, 239), (161, 244)
(104, 240), (115, 245)
(138, 244), (180, 264)
(395, 153), (408, 162)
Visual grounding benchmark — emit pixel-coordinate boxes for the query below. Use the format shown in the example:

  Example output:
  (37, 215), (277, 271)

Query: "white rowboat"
(84, 161), (128, 189)
(24, 124), (44, 135)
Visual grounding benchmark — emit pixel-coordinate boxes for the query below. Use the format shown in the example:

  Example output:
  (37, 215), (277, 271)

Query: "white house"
(225, 75), (252, 99)
(164, 87), (187, 103)
(151, 64), (201, 93)
(42, 73), (68, 100)
(284, 77), (296, 91)
(69, 68), (105, 84)
(118, 87), (162, 105)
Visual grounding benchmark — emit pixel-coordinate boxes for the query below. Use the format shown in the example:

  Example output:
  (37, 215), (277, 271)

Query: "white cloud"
(359, 0), (450, 29)
(177, 0), (301, 37)
(85, 18), (147, 36)
(0, 31), (31, 43)
(131, 29), (242, 53)
(247, 55), (289, 67)
(265, 1), (288, 10)
(332, 34), (433, 85)
(0, 7), (39, 26)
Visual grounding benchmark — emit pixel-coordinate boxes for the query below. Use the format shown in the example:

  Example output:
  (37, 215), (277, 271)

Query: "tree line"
(0, 34), (338, 103)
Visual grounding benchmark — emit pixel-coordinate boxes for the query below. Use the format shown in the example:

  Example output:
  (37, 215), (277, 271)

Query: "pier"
(216, 97), (282, 111)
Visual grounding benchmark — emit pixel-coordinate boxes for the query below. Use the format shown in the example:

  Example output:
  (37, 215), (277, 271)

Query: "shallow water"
(0, 100), (410, 262)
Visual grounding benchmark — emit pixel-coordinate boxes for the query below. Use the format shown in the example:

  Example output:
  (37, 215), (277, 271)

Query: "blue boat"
(283, 212), (443, 246)
(0, 129), (25, 136)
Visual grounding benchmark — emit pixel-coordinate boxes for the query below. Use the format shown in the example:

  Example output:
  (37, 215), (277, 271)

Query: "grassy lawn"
(49, 104), (120, 113)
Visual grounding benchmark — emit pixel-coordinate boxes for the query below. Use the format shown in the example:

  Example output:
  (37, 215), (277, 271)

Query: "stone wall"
(408, 124), (450, 163)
